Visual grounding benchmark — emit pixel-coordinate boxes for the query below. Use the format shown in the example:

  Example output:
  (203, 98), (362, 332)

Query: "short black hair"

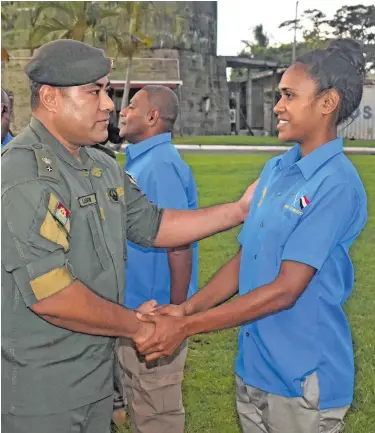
(296, 38), (365, 124)
(141, 85), (179, 131)
(30, 80), (44, 110)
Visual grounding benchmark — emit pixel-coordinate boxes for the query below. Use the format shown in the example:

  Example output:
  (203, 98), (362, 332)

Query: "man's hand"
(237, 178), (259, 221)
(132, 320), (156, 347)
(135, 313), (188, 361)
(136, 299), (158, 314)
(153, 304), (187, 318)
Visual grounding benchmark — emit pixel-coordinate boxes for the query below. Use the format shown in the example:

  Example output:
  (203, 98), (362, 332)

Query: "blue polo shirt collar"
(126, 132), (171, 161)
(276, 138), (344, 180)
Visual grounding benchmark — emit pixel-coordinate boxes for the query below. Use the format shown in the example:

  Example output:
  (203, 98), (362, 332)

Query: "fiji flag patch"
(54, 202), (71, 226)
(300, 195), (310, 209)
(47, 193), (71, 231)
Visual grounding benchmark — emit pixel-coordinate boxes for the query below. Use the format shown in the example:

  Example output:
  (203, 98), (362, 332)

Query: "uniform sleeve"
(2, 182), (75, 306)
(124, 172), (164, 248)
(282, 182), (361, 271)
(148, 162), (189, 210)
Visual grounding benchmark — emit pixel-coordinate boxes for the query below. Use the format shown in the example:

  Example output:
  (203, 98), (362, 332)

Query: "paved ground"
(174, 144), (375, 155)
(115, 143), (375, 155)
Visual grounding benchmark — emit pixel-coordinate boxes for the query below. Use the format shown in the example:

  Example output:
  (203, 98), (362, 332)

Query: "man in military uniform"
(1, 39), (257, 433)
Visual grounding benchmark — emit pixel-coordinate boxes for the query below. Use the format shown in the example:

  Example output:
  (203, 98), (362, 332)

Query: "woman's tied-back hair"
(296, 38), (366, 125)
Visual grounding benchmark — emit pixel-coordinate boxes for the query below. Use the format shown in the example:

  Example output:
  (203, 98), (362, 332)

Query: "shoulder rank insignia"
(42, 156), (53, 172)
(41, 157), (52, 165)
(33, 146), (59, 181)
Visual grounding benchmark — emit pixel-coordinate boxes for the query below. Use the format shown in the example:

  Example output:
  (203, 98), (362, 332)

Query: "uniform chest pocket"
(87, 210), (110, 271)
(279, 204), (304, 246)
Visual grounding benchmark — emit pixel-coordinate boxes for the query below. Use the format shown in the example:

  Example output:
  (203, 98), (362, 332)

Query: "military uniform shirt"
(1, 117), (163, 415)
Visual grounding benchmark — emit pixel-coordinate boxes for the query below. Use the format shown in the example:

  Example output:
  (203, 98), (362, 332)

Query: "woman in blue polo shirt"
(137, 38), (368, 433)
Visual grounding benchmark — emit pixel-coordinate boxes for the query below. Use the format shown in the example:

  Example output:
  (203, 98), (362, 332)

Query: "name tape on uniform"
(78, 193), (97, 207)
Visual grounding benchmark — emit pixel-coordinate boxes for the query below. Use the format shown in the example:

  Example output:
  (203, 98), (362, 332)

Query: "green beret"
(25, 39), (111, 86)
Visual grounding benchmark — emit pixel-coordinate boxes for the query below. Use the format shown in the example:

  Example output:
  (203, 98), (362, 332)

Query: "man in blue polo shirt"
(115, 85), (198, 433)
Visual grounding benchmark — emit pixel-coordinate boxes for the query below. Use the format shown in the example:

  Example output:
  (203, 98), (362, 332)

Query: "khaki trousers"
(117, 337), (188, 433)
(235, 374), (350, 433)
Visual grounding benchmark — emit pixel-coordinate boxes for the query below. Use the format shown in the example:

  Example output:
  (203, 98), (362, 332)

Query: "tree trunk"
(121, 55), (133, 111)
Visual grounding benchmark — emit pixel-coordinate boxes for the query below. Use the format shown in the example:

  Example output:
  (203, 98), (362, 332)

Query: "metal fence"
(339, 86), (375, 140)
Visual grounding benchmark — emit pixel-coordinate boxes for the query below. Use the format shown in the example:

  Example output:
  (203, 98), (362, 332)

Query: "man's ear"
(39, 85), (59, 113)
(147, 108), (160, 126)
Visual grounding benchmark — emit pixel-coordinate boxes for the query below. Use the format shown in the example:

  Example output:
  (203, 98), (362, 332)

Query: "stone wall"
(177, 52), (229, 135)
(1, 2), (230, 136)
(110, 49), (180, 82)
(2, 52), (32, 134)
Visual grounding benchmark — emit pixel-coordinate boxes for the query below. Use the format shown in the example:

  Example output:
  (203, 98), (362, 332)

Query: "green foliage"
(253, 24), (269, 48)
(1, 1), (186, 55)
(28, 2), (115, 48)
(239, 4), (375, 69)
(328, 5), (375, 70)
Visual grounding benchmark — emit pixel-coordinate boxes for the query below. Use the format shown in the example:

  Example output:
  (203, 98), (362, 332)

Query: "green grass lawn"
(116, 154), (375, 433)
(172, 135), (375, 148)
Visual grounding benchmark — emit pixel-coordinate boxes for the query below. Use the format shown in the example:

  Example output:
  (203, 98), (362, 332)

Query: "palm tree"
(102, 1), (185, 110)
(103, 2), (155, 111)
(27, 1), (186, 111)
(29, 1), (118, 49)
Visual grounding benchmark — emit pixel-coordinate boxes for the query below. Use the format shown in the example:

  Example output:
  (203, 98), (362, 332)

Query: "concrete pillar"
(270, 69), (277, 136)
(246, 68), (252, 128)
(235, 83), (241, 133)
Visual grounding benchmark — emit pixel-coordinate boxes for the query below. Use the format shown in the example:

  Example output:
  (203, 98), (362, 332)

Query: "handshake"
(132, 300), (189, 362)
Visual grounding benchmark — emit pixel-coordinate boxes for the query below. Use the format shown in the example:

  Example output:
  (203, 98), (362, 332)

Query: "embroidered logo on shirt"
(257, 188), (267, 207)
(284, 204), (303, 215)
(300, 195), (310, 209)
(106, 186), (124, 203)
(284, 191), (310, 216)
(107, 188), (119, 202)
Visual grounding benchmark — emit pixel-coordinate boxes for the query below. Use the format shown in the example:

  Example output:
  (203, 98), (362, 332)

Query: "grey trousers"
(236, 374), (350, 433)
(2, 395), (113, 433)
